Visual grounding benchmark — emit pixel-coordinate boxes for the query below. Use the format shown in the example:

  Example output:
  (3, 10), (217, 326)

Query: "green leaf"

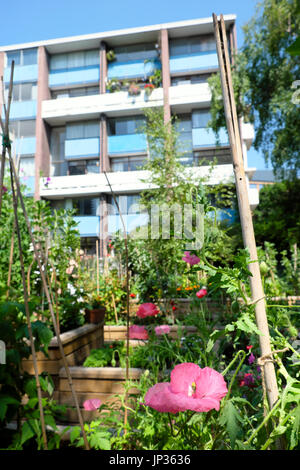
(287, 37), (300, 56)
(219, 400), (244, 448)
(20, 421), (35, 446)
(206, 338), (214, 353)
(290, 406), (300, 449)
(70, 426), (81, 444)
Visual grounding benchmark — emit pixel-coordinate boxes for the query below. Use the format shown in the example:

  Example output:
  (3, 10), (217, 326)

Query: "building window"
(6, 48), (37, 66)
(5, 82), (37, 102)
(192, 109), (211, 128)
(80, 237), (97, 255)
(19, 156), (35, 176)
(111, 156), (146, 172)
(51, 86), (99, 99)
(108, 194), (142, 215)
(171, 74), (211, 86)
(72, 198), (98, 216)
(108, 116), (145, 136)
(169, 35), (216, 56)
(113, 43), (158, 62)
(66, 121), (99, 139)
(9, 119), (36, 139)
(50, 50), (99, 71)
(68, 159), (100, 175)
(176, 115), (193, 155)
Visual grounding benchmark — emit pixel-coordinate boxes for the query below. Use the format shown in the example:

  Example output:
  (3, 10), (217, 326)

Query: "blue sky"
(0, 0), (269, 170)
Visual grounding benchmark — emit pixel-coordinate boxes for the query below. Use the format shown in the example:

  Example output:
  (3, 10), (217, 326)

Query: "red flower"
(246, 345), (253, 350)
(130, 293), (136, 298)
(196, 288), (207, 299)
(172, 306), (177, 311)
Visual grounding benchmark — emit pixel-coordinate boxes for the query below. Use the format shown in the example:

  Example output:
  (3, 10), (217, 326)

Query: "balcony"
(49, 66), (99, 88)
(108, 213), (149, 235)
(13, 137), (36, 156)
(42, 88), (163, 125)
(169, 82), (211, 108)
(192, 127), (229, 148)
(108, 134), (147, 155)
(169, 51), (218, 75)
(6, 101), (37, 120)
(65, 137), (100, 159)
(107, 58), (161, 80)
(73, 216), (100, 237)
(4, 64), (38, 83)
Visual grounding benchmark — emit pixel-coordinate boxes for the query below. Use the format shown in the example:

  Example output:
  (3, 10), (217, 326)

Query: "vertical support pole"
(212, 13), (279, 410)
(35, 46), (51, 200)
(96, 238), (99, 295)
(160, 29), (171, 124)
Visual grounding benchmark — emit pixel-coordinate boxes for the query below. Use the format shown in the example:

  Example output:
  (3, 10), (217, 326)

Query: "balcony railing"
(108, 213), (148, 235)
(4, 64), (38, 83)
(107, 58), (161, 80)
(169, 51), (218, 75)
(73, 216), (100, 237)
(108, 134), (147, 155)
(65, 137), (100, 159)
(192, 127), (229, 148)
(14, 137), (36, 156)
(49, 66), (99, 88)
(8, 101), (37, 120)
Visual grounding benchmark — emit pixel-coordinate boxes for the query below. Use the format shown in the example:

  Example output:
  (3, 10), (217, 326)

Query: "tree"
(208, 0), (300, 178)
(252, 179), (300, 253)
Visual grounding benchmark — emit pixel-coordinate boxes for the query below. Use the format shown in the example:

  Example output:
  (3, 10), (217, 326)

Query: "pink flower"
(83, 398), (101, 411)
(66, 266), (74, 275)
(145, 363), (227, 414)
(182, 251), (200, 266)
(1, 186), (7, 193)
(136, 303), (159, 319)
(155, 325), (171, 336)
(128, 325), (149, 340)
(196, 288), (207, 299)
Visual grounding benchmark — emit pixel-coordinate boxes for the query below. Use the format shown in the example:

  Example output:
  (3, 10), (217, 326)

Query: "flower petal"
(170, 363), (201, 395)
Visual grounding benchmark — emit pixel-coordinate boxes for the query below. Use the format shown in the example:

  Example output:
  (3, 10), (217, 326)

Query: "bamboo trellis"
(212, 13), (279, 410)
(0, 62), (89, 450)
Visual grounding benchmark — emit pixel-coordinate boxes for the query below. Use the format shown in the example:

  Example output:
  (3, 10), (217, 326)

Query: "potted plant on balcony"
(106, 78), (122, 93)
(144, 83), (155, 97)
(128, 82), (141, 96)
(149, 69), (162, 88)
(106, 49), (116, 62)
(85, 293), (106, 324)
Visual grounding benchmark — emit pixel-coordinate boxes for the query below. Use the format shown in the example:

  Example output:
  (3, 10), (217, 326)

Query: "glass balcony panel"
(73, 216), (100, 237)
(108, 134), (147, 155)
(192, 127), (229, 148)
(169, 51), (218, 74)
(65, 137), (100, 159)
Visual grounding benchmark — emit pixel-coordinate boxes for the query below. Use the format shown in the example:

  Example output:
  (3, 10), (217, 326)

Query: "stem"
(244, 398), (281, 446)
(221, 350), (246, 377)
(224, 351), (247, 401)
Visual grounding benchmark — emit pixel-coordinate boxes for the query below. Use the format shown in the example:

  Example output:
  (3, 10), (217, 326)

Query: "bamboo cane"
(103, 171), (130, 434)
(212, 13), (279, 409)
(96, 238), (99, 295)
(0, 65), (48, 448)
(9, 163), (48, 449)
(0, 73), (89, 448)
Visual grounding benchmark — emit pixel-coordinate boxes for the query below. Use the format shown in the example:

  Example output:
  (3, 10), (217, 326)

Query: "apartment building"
(0, 15), (257, 255)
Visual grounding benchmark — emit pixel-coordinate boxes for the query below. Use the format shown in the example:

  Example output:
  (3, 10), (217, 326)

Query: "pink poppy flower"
(182, 251), (200, 266)
(145, 363), (227, 414)
(83, 398), (101, 411)
(128, 325), (149, 340)
(136, 303), (159, 319)
(196, 288), (207, 299)
(155, 325), (171, 336)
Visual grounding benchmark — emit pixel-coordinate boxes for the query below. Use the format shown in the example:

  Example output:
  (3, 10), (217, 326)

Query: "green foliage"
(83, 342), (127, 368)
(208, 0), (300, 176)
(253, 180), (300, 253)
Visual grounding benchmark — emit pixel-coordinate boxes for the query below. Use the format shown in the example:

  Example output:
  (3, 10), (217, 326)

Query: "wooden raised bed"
(58, 366), (143, 423)
(104, 324), (198, 342)
(21, 322), (105, 388)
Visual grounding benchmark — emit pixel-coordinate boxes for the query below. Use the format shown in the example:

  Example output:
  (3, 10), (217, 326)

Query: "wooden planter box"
(104, 324), (198, 342)
(21, 322), (105, 387)
(85, 307), (106, 324)
(58, 366), (143, 423)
